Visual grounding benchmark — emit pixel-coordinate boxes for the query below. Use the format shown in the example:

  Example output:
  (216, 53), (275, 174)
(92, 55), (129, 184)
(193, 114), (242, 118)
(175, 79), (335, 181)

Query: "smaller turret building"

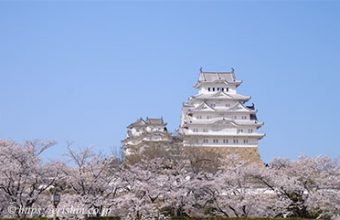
(122, 117), (171, 157)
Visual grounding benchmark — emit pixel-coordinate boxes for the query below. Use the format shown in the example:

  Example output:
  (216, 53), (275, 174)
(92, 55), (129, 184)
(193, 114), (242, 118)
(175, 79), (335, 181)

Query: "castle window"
(221, 88), (224, 92)
(233, 139), (238, 144)
(226, 88), (229, 92)
(208, 87), (211, 91)
(213, 139), (218, 144)
(193, 128), (198, 132)
(243, 139), (248, 144)
(212, 88), (215, 91)
(223, 139), (228, 144)
(203, 128), (208, 132)
(217, 88), (220, 91)
(203, 139), (209, 143)
(248, 129), (253, 133)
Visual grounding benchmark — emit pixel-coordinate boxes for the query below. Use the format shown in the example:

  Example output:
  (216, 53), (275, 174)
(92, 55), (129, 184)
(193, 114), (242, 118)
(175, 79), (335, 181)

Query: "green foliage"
(203, 206), (219, 216)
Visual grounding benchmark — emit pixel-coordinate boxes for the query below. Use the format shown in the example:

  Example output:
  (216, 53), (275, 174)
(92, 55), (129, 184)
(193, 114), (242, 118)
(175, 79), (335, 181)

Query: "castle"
(123, 69), (264, 164)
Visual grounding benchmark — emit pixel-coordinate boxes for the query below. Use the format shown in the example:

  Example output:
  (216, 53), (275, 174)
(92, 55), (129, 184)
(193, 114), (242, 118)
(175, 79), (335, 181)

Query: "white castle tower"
(122, 117), (171, 157)
(179, 69), (264, 159)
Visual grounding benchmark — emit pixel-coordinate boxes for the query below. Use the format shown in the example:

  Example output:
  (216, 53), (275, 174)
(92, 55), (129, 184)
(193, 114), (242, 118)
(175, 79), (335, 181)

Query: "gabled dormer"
(191, 102), (215, 112)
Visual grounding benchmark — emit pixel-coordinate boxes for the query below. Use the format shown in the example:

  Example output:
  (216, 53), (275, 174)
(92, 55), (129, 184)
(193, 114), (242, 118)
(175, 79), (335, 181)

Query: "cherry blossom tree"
(0, 139), (339, 220)
(0, 140), (61, 218)
(61, 146), (123, 219)
(189, 160), (271, 218)
(250, 156), (340, 219)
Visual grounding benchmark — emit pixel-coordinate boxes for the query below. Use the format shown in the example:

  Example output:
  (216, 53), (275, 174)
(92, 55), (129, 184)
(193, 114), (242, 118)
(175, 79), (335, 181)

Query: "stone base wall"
(123, 136), (264, 169)
(183, 146), (264, 167)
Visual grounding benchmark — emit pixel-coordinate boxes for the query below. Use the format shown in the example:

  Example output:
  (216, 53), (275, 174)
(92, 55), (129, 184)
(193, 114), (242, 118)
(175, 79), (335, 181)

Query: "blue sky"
(0, 2), (339, 163)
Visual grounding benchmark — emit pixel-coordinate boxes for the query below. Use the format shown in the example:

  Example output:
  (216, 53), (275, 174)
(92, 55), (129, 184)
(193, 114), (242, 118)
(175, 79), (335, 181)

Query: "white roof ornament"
(231, 68), (236, 81)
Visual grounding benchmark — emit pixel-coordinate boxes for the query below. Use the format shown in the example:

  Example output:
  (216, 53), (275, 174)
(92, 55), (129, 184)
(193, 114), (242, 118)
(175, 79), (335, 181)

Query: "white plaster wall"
(199, 83), (236, 94)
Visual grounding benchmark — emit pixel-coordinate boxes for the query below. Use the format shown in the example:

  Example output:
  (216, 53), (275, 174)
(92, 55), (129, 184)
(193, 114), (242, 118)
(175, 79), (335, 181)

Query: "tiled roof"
(127, 118), (146, 128)
(146, 117), (165, 125)
(192, 91), (250, 100)
(128, 117), (166, 128)
(199, 72), (235, 82)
